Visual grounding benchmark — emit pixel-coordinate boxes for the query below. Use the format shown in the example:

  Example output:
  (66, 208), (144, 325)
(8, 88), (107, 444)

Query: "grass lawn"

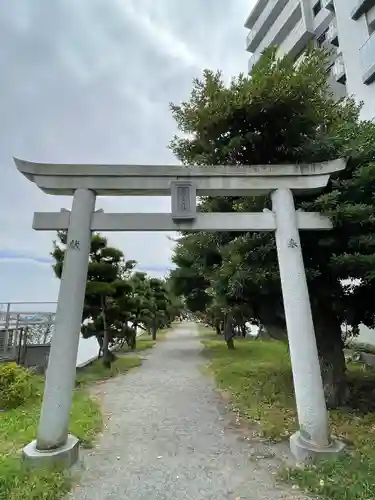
(197, 324), (219, 339)
(76, 354), (141, 387)
(202, 334), (375, 500)
(0, 354), (141, 500)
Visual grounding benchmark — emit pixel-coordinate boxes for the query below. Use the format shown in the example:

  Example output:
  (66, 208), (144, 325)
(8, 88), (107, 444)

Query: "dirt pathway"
(69, 323), (309, 500)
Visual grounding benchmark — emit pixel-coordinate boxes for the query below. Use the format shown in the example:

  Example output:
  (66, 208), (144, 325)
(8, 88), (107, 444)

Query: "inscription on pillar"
(68, 239), (80, 250)
(288, 238), (298, 249)
(171, 181), (196, 220)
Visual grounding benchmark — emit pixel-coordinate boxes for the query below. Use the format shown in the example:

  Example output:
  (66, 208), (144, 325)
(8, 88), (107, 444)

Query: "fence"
(0, 302), (57, 370)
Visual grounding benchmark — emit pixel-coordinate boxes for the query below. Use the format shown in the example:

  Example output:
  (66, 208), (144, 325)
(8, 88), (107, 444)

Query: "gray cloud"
(0, 0), (250, 302)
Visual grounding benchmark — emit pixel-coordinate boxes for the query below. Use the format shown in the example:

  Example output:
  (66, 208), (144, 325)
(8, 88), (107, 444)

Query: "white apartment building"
(245, 0), (375, 121)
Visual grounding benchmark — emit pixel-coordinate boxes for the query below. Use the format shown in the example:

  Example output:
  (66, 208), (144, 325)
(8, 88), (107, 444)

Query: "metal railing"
(327, 19), (338, 46)
(331, 53), (346, 84)
(0, 302), (57, 361)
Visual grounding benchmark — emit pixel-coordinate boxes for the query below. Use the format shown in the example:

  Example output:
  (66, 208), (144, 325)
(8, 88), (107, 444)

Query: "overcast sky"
(0, 0), (250, 307)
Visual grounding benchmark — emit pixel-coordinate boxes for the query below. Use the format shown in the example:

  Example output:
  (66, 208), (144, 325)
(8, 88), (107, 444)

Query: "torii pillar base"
(290, 431), (346, 464)
(22, 434), (79, 469)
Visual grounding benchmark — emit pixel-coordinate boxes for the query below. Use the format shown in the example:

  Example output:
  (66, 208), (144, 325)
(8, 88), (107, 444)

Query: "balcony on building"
(327, 19), (339, 46)
(312, 2), (334, 36)
(245, 1), (266, 29)
(327, 71), (348, 100)
(322, 0), (335, 11)
(248, 53), (261, 74)
(332, 54), (346, 84)
(360, 32), (375, 84)
(245, 0), (290, 52)
(277, 17), (315, 59)
(254, 0), (306, 57)
(351, 0), (375, 20)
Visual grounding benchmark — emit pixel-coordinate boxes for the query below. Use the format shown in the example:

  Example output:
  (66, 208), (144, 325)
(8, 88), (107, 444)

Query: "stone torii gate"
(15, 157), (346, 466)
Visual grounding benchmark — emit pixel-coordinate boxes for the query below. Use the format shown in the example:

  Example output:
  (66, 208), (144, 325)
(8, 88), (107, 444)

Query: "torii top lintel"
(14, 158), (346, 197)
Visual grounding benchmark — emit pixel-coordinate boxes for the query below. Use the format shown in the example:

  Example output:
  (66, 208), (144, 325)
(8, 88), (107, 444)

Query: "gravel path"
(69, 323), (309, 500)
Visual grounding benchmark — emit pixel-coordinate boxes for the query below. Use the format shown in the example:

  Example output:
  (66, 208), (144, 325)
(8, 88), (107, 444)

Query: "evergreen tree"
(169, 47), (375, 406)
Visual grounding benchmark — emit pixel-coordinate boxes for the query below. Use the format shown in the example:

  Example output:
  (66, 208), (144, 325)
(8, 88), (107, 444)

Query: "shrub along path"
(69, 323), (308, 500)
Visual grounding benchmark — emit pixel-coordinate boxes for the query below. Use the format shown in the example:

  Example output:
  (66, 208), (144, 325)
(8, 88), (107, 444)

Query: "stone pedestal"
(290, 431), (346, 463)
(23, 435), (79, 468)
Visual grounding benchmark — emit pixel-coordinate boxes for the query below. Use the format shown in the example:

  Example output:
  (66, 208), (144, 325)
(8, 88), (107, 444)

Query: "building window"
(317, 29), (328, 47)
(313, 1), (322, 16)
(366, 11), (375, 34)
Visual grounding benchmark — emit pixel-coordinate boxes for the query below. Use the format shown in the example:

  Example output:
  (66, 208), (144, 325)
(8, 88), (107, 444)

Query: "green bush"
(0, 363), (38, 410)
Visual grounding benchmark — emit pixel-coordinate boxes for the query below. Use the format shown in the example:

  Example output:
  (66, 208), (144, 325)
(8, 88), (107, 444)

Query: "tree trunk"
(314, 310), (348, 408)
(226, 338), (235, 349)
(215, 318), (221, 335)
(101, 295), (112, 369)
(102, 331), (112, 368)
(241, 324), (247, 338)
(130, 324), (137, 350)
(96, 334), (103, 358)
(224, 313), (235, 350)
(151, 323), (157, 341)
